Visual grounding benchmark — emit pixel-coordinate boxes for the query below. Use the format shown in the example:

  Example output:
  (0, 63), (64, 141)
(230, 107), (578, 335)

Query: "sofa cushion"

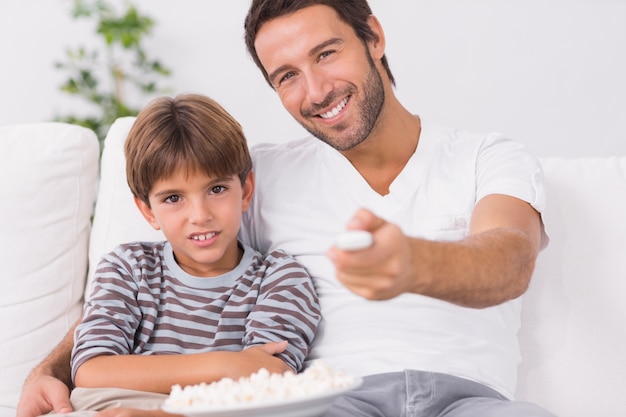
(0, 123), (99, 410)
(517, 156), (626, 416)
(86, 117), (163, 298)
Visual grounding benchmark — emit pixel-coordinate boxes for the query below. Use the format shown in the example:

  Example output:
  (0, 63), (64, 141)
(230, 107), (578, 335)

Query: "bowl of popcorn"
(162, 360), (361, 417)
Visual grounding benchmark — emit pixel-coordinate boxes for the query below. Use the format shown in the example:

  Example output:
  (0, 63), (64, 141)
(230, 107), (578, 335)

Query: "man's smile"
(319, 97), (349, 119)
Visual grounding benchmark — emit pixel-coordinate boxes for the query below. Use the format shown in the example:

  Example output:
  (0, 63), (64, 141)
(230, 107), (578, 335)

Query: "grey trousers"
(322, 371), (558, 417)
(47, 372), (558, 417)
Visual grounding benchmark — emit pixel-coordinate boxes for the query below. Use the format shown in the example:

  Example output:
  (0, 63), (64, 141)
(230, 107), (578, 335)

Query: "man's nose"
(305, 68), (333, 106)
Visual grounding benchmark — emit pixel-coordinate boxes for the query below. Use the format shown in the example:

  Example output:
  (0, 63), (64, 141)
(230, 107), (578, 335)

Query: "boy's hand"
(233, 341), (292, 376)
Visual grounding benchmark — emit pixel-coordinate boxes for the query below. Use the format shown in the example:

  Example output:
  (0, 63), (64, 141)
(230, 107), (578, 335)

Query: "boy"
(64, 93), (321, 414)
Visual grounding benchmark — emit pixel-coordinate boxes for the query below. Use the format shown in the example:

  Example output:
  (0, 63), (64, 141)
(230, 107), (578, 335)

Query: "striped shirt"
(71, 241), (321, 383)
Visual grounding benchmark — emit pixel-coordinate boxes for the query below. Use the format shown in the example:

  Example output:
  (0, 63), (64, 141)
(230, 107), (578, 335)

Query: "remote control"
(334, 230), (373, 251)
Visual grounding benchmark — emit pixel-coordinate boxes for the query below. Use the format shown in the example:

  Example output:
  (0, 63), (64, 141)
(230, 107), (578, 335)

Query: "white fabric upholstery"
(517, 157), (626, 416)
(86, 117), (162, 299)
(0, 123), (99, 411)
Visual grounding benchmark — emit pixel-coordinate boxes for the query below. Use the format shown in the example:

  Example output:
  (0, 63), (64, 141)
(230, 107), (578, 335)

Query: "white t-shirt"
(240, 124), (546, 399)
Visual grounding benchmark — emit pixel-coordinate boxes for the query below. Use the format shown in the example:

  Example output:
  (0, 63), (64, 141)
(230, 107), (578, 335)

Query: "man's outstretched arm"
(329, 194), (544, 307)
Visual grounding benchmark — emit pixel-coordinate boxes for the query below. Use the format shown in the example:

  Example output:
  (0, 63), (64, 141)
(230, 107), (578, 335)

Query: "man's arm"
(16, 320), (78, 417)
(74, 341), (291, 394)
(328, 194), (544, 308)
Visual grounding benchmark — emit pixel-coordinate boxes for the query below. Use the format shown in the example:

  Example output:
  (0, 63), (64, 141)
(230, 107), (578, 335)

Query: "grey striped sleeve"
(244, 249), (321, 371)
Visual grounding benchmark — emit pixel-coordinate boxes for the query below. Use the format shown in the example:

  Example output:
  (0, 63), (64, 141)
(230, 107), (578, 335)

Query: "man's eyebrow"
(267, 37), (344, 86)
(309, 37), (343, 59)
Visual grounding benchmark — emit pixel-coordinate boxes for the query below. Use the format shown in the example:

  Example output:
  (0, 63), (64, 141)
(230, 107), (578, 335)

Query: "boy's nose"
(188, 199), (213, 224)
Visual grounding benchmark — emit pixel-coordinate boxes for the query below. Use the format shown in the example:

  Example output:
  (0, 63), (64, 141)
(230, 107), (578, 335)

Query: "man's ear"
(241, 171), (255, 212)
(366, 15), (386, 61)
(134, 196), (161, 230)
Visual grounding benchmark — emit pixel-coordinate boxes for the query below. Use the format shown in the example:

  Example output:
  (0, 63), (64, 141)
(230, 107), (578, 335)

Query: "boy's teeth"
(193, 233), (215, 241)
(320, 98), (348, 119)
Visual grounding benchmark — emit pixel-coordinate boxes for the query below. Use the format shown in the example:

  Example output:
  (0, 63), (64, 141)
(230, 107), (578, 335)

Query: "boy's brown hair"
(125, 94), (252, 206)
(244, 0), (395, 88)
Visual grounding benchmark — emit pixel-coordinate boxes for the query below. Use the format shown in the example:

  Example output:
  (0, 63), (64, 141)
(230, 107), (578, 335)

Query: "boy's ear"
(134, 196), (161, 230)
(241, 171), (255, 212)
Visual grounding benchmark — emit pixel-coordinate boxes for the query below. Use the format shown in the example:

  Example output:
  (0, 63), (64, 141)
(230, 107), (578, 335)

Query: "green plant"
(55, 0), (171, 148)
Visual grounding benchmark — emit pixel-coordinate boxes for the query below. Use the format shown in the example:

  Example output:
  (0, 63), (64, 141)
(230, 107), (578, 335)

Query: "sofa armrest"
(0, 123), (99, 411)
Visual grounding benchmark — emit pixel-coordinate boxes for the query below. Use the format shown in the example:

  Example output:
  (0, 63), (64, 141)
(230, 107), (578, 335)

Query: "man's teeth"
(192, 233), (216, 241)
(319, 97), (348, 119)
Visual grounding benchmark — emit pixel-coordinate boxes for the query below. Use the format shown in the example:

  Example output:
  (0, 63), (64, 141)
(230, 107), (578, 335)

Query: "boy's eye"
(164, 195), (180, 203)
(210, 185), (226, 194)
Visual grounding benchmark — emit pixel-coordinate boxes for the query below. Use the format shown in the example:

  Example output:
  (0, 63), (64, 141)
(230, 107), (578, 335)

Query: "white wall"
(1, 0), (625, 157)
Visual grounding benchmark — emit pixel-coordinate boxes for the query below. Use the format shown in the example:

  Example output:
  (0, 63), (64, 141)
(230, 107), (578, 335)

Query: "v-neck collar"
(320, 125), (433, 209)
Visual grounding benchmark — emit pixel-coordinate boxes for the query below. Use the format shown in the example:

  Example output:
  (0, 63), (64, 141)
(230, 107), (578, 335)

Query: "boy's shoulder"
(112, 241), (167, 256)
(101, 241), (168, 268)
(243, 246), (309, 280)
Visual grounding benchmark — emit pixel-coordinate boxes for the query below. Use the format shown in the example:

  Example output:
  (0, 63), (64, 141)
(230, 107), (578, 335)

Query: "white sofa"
(1, 118), (625, 417)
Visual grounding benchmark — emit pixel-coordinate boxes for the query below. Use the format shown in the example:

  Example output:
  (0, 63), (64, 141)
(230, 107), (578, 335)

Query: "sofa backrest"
(517, 156), (626, 415)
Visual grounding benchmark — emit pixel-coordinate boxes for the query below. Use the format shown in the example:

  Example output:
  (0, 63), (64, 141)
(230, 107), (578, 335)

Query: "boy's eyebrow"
(267, 37), (343, 86)
(152, 175), (236, 199)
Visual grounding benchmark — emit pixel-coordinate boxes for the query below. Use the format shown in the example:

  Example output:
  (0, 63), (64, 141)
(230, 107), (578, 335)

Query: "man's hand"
(328, 208), (415, 300)
(16, 374), (73, 417)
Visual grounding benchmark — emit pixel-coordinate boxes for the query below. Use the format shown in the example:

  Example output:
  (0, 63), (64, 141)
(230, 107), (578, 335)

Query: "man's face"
(254, 5), (385, 152)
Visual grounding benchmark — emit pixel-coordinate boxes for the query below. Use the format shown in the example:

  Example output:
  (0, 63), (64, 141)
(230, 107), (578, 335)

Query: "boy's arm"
(74, 340), (291, 394)
(245, 252), (322, 372)
(16, 320), (78, 417)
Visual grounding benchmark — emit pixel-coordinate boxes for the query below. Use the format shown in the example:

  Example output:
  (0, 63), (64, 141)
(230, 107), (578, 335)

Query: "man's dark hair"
(244, 0), (395, 88)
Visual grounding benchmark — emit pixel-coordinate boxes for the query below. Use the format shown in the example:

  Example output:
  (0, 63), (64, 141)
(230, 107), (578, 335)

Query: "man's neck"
(342, 108), (421, 195)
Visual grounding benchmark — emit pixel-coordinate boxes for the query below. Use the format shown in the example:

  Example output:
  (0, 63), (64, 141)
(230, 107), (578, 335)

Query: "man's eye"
(279, 71), (296, 84)
(319, 50), (334, 60)
(164, 195), (180, 203)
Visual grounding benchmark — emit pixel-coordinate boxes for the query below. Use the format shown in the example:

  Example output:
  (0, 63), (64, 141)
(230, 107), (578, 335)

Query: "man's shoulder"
(250, 135), (318, 161)
(421, 123), (527, 158)
(423, 123), (496, 145)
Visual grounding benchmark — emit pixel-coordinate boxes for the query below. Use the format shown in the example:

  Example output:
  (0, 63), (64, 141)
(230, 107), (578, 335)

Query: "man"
(18, 1), (555, 416)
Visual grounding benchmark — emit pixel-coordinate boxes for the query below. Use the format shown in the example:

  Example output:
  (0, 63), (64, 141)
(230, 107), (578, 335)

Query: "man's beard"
(298, 56), (385, 152)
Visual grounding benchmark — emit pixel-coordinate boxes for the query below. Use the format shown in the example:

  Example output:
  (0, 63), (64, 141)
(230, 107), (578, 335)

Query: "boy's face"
(254, 4), (386, 152)
(135, 168), (254, 277)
